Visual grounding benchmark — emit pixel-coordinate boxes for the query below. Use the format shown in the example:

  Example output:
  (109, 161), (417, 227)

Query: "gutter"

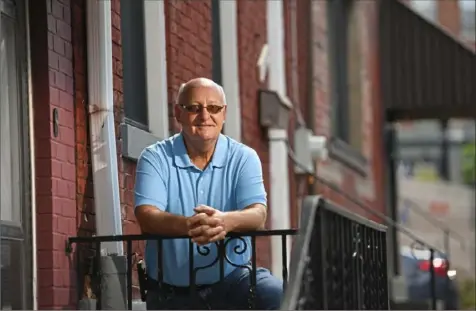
(86, 0), (123, 255)
(84, 1), (128, 309)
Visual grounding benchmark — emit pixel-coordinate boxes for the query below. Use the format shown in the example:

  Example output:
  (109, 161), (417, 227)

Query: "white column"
(219, 0), (242, 141)
(266, 0), (291, 278)
(268, 129), (292, 279)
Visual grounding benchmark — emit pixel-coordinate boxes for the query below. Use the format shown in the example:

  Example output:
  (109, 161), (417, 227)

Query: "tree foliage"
(461, 142), (476, 185)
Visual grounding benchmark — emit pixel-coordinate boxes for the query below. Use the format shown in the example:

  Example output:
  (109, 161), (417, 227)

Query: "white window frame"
(219, 0), (242, 142)
(120, 0), (169, 160)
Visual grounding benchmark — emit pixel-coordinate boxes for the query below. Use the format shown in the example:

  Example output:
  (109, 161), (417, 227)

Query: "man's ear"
(223, 105), (227, 121)
(174, 104), (182, 123)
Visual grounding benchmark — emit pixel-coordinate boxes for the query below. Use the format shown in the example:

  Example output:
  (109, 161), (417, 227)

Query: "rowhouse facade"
(1, 0), (386, 309)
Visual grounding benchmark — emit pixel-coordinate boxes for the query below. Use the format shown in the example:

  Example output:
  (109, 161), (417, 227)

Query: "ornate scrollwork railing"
(67, 229), (297, 310)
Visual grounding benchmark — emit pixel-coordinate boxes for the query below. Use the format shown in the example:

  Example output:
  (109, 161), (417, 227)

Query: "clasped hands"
(187, 205), (227, 246)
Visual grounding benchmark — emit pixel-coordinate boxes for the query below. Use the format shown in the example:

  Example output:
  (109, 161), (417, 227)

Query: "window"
(410, 0), (438, 23)
(327, 0), (366, 172)
(120, 0), (148, 130)
(1, 4), (22, 224)
(459, 0), (476, 40)
(119, 0), (169, 160)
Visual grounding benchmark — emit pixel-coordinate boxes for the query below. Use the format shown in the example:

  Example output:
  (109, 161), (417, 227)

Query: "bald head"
(176, 77), (227, 107)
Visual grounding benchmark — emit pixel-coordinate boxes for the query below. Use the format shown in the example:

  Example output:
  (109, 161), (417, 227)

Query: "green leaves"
(461, 142), (476, 186)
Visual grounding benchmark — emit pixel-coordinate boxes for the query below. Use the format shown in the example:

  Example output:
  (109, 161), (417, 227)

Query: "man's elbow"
(251, 204), (267, 229)
(135, 205), (158, 233)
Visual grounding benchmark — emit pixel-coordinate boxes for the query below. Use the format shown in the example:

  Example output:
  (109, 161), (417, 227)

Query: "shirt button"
(200, 190), (204, 194)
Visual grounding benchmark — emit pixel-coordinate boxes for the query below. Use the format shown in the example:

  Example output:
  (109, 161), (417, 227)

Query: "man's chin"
(190, 132), (218, 142)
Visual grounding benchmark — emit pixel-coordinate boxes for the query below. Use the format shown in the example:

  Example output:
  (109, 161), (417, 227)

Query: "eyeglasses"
(180, 104), (225, 114)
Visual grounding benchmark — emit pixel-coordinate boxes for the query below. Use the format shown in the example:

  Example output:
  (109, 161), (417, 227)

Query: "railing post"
(281, 235), (288, 289)
(443, 229), (450, 260)
(126, 241), (133, 310)
(384, 124), (400, 277)
(429, 249), (437, 310)
(95, 242), (102, 310)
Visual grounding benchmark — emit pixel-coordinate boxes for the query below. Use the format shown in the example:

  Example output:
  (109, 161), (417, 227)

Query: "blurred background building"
(399, 0), (475, 184)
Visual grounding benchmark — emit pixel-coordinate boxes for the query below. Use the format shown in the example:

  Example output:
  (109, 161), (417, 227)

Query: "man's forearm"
(135, 205), (189, 236)
(224, 204), (267, 232)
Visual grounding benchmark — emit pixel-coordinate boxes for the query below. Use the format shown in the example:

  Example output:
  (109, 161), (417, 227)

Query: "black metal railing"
(401, 196), (468, 259)
(282, 196), (389, 310)
(67, 230), (297, 310)
(66, 196), (390, 310)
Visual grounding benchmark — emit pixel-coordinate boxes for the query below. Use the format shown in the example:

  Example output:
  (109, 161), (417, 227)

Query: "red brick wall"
(72, 0), (94, 238)
(32, 0), (77, 308)
(236, 0), (271, 268)
(283, 0), (315, 229)
(165, 1), (214, 133)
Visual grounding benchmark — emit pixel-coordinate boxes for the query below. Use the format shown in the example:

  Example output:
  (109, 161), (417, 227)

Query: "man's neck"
(183, 136), (217, 169)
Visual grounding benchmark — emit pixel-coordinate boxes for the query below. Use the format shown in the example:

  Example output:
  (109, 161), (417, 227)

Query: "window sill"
(120, 123), (162, 161)
(328, 138), (369, 177)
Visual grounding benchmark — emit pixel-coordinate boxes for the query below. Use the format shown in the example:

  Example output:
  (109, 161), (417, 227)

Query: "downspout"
(25, 0), (37, 307)
(267, 0), (291, 279)
(86, 1), (127, 309)
(86, 0), (123, 255)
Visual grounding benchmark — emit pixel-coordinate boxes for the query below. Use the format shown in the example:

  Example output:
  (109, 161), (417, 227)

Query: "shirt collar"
(173, 133), (227, 169)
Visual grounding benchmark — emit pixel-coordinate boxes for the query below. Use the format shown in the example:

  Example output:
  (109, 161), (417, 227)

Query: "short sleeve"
(134, 147), (168, 211)
(235, 149), (267, 210)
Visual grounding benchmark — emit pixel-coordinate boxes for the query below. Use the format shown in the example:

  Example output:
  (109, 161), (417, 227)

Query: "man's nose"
(198, 107), (211, 120)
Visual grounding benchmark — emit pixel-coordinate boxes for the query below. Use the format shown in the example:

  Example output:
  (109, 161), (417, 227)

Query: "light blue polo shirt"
(134, 133), (267, 286)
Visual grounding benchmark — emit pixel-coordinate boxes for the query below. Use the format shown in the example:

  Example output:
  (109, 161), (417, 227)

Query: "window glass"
(0, 13), (22, 223)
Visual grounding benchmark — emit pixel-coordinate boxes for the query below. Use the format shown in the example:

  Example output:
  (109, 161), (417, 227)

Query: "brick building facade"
(1, 0), (386, 309)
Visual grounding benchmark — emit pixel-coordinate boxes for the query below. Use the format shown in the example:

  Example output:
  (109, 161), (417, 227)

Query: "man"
(134, 77), (282, 310)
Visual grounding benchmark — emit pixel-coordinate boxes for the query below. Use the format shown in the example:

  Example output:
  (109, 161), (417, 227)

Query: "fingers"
(187, 213), (223, 229)
(193, 205), (216, 215)
(190, 225), (222, 240)
(207, 230), (227, 243)
(191, 225), (226, 245)
(187, 206), (225, 245)
(187, 213), (208, 228)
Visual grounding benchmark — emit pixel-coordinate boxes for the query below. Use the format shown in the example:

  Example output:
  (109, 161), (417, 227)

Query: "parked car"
(400, 245), (460, 309)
